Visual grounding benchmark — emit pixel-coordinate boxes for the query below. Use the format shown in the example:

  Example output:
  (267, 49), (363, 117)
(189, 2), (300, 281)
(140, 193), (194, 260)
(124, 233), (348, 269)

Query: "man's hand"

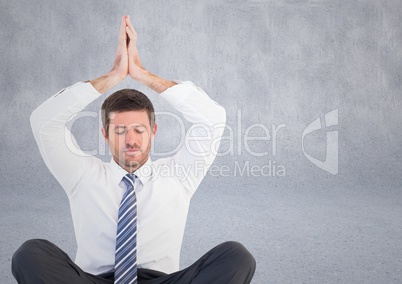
(111, 16), (130, 80)
(90, 16), (129, 94)
(125, 17), (176, 93)
(91, 16), (176, 94)
(125, 16), (145, 81)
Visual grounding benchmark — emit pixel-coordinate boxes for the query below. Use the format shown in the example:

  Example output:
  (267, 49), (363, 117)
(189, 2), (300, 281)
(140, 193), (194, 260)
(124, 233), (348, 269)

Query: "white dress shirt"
(30, 81), (226, 275)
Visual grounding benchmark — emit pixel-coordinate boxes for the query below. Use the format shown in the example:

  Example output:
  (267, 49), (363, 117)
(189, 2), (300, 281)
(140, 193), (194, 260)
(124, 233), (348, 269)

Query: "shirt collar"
(133, 158), (153, 185)
(109, 157), (153, 189)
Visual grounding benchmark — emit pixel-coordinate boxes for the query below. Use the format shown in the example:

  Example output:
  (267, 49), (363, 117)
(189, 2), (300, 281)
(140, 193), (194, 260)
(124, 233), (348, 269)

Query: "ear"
(151, 123), (158, 140)
(101, 128), (109, 144)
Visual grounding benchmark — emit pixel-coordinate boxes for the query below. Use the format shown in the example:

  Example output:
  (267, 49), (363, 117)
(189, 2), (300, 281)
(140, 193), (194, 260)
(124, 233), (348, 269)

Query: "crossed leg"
(12, 239), (256, 284)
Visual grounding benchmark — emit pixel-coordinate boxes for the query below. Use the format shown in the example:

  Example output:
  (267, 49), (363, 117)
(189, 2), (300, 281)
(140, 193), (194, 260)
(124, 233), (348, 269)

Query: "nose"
(125, 128), (140, 147)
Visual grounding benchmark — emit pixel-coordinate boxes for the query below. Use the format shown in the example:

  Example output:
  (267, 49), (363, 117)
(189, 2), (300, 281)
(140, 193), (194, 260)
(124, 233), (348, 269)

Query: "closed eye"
(114, 126), (127, 135)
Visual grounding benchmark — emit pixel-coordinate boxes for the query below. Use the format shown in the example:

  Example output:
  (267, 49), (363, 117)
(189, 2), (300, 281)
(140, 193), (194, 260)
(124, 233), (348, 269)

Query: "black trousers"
(12, 239), (256, 284)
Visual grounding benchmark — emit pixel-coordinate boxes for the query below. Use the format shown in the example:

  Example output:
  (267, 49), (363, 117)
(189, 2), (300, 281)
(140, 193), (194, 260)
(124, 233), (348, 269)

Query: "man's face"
(102, 110), (157, 173)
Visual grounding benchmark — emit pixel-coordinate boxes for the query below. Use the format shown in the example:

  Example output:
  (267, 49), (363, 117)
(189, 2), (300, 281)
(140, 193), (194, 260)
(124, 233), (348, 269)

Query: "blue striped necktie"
(115, 174), (138, 284)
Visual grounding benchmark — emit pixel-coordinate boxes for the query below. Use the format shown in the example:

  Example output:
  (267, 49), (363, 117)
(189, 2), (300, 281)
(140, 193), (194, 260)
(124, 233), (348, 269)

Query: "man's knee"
(12, 239), (52, 272)
(205, 241), (255, 283)
(219, 241), (256, 271)
(12, 239), (89, 284)
(13, 240), (44, 262)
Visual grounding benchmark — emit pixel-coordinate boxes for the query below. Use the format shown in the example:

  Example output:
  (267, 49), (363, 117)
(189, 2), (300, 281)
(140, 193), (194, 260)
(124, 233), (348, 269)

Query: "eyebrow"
(113, 124), (147, 129)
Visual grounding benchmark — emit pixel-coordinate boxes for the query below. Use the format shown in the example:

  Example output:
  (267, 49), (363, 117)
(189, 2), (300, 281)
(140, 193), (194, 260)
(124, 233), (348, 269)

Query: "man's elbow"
(215, 105), (227, 125)
(30, 106), (43, 136)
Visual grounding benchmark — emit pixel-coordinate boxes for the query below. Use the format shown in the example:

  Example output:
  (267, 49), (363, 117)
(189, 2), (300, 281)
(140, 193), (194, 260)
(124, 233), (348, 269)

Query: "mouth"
(124, 148), (141, 156)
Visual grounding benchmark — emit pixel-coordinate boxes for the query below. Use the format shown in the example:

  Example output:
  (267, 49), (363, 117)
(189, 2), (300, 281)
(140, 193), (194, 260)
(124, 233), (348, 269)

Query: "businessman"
(12, 16), (256, 283)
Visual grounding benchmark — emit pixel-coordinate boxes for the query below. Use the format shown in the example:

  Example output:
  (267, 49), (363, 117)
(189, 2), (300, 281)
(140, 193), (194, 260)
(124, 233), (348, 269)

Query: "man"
(12, 16), (256, 283)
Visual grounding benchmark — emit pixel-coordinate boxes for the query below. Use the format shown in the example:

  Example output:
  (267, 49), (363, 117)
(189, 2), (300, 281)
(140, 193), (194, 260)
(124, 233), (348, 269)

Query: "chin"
(124, 158), (140, 167)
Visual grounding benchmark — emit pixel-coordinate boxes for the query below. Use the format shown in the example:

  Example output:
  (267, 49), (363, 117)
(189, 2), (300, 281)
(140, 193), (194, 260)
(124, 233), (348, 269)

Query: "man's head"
(101, 89), (157, 173)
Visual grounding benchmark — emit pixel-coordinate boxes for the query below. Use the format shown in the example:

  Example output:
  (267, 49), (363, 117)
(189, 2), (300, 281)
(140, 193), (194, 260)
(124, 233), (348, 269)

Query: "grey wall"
(1, 0), (401, 283)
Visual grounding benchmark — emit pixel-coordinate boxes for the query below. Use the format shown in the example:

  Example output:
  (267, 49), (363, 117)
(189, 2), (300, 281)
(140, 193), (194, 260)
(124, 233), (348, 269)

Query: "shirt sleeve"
(159, 81), (226, 194)
(30, 82), (102, 195)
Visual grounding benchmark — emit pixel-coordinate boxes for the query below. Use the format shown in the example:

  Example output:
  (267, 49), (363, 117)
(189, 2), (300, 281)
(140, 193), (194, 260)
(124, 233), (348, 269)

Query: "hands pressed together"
(112, 16), (144, 82)
(91, 16), (175, 94)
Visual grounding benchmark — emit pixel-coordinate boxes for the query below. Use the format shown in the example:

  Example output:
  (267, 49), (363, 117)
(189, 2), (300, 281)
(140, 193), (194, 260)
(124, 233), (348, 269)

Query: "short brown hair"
(101, 89), (155, 137)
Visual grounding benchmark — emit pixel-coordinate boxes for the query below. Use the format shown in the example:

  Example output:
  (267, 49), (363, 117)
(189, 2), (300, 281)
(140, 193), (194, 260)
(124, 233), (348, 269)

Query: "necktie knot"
(122, 174), (136, 192)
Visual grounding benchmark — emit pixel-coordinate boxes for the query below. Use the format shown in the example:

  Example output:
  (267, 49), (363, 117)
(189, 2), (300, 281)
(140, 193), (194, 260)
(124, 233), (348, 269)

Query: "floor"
(2, 177), (402, 284)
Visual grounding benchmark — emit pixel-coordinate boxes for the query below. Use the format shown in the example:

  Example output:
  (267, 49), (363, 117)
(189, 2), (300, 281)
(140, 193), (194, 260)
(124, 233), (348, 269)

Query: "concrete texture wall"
(1, 0), (401, 283)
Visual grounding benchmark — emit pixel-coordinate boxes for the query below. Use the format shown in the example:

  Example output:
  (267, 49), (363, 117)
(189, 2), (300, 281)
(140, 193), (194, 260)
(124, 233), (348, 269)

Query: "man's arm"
(30, 16), (131, 194)
(159, 82), (227, 194)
